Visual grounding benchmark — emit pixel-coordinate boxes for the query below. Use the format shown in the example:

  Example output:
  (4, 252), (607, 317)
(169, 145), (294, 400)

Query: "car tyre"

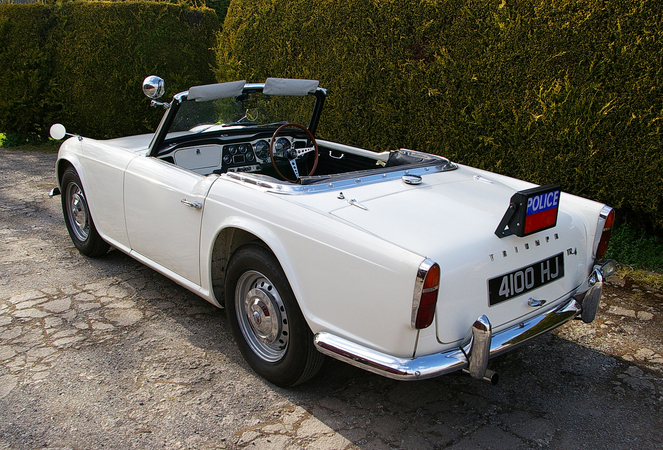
(225, 244), (324, 386)
(60, 167), (110, 257)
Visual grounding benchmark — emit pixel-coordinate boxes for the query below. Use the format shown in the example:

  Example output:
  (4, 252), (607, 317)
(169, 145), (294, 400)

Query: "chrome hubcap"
(66, 183), (89, 242)
(247, 288), (280, 344)
(236, 271), (289, 362)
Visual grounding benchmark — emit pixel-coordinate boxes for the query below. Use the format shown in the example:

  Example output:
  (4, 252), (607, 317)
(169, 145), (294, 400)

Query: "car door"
(123, 156), (217, 285)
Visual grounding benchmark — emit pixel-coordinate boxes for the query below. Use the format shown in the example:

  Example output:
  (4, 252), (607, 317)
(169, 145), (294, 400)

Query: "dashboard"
(164, 136), (310, 175)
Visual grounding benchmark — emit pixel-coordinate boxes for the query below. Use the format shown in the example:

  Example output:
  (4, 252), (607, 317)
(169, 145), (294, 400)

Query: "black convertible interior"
(156, 127), (441, 185)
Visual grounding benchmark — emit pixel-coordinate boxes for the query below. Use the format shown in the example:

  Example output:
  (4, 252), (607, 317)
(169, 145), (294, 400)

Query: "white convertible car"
(50, 76), (615, 386)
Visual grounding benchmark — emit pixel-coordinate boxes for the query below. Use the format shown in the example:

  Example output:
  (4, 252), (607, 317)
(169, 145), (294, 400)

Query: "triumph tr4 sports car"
(49, 76), (616, 387)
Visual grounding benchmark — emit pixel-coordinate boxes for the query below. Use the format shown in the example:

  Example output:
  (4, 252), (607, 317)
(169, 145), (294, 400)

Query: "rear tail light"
(594, 206), (614, 260)
(412, 259), (440, 329)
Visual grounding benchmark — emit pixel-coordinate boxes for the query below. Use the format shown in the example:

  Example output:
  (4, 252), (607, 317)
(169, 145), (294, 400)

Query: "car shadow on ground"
(97, 250), (663, 449)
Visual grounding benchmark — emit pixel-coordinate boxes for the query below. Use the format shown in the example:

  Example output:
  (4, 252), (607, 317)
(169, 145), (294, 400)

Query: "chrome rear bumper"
(314, 260), (615, 381)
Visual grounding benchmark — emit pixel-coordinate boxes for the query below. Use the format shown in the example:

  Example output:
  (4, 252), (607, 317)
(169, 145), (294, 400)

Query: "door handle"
(181, 199), (202, 209)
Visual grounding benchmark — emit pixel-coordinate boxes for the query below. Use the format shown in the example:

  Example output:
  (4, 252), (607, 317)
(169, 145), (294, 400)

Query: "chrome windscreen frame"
(147, 83), (327, 158)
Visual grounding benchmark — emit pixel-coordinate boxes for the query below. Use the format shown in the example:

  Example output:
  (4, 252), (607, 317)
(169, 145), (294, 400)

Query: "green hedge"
(0, 3), (55, 139)
(42, 0), (231, 32)
(0, 2), (218, 139)
(219, 0), (663, 230)
(52, 2), (218, 138)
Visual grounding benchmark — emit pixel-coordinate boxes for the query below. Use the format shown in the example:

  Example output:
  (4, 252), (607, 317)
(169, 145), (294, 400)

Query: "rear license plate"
(488, 253), (565, 306)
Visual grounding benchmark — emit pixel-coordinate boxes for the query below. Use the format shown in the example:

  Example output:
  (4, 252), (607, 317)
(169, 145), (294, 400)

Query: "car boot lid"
(283, 164), (592, 343)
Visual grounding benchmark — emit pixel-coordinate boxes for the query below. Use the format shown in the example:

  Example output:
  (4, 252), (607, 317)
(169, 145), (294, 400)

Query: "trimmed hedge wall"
(219, 0), (663, 230)
(0, 2), (218, 139)
(53, 2), (218, 138)
(45, 0), (231, 32)
(0, 3), (55, 139)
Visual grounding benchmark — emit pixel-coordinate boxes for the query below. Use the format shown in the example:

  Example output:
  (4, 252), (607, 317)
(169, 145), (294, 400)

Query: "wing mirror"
(142, 75), (165, 99)
(142, 76), (169, 109)
(49, 123), (81, 141)
(50, 123), (66, 140)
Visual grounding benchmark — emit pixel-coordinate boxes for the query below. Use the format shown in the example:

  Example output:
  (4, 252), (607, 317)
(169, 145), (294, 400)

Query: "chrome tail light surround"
(593, 206), (615, 260)
(412, 259), (440, 329)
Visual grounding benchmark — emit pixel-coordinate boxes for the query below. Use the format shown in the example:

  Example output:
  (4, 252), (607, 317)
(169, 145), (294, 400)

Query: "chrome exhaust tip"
(462, 368), (499, 385)
(483, 369), (499, 385)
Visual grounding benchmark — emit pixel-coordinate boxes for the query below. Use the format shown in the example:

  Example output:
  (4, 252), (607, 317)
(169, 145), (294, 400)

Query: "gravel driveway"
(1, 148), (662, 449)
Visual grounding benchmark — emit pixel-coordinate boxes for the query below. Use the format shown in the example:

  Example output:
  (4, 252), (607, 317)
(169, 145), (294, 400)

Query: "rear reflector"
(412, 260), (440, 329)
(595, 207), (615, 260)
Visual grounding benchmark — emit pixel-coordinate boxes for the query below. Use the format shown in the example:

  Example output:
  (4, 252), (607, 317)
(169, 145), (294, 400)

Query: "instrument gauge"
(254, 140), (270, 160)
(275, 138), (291, 157)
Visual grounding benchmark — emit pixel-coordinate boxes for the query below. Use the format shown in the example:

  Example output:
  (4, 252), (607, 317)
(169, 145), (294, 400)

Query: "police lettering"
(527, 190), (560, 214)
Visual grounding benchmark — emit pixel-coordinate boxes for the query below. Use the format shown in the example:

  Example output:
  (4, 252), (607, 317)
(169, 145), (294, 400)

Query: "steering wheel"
(269, 123), (319, 182)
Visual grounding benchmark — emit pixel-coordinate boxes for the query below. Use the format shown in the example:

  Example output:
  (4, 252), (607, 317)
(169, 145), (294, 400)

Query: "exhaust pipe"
(463, 368), (499, 385)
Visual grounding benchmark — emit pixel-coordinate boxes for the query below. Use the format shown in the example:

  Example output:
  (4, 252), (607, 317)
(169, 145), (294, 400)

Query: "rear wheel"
(60, 167), (110, 257)
(225, 244), (324, 386)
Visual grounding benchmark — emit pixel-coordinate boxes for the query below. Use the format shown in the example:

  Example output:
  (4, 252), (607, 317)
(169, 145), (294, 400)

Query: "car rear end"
(313, 165), (615, 382)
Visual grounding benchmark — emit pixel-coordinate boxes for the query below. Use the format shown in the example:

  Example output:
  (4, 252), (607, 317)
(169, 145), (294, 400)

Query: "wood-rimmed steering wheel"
(269, 123), (319, 182)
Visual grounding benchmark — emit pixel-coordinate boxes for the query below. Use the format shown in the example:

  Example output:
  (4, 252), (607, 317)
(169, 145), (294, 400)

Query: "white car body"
(52, 78), (615, 386)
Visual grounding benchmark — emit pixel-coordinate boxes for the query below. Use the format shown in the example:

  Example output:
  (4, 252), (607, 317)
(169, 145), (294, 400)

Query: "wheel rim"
(66, 182), (89, 242)
(235, 270), (289, 362)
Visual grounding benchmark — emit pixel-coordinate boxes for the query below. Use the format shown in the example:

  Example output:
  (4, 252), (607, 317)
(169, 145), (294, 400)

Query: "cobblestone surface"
(1, 149), (662, 449)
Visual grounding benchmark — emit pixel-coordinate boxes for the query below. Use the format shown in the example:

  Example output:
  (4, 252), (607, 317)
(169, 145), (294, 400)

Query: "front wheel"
(60, 167), (110, 257)
(225, 244), (324, 386)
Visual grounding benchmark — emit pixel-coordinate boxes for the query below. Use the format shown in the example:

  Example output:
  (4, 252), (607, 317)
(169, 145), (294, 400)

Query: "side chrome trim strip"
(224, 160), (457, 195)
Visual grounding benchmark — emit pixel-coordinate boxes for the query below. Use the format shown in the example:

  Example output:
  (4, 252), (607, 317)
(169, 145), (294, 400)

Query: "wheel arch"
(55, 157), (76, 186)
(209, 225), (287, 308)
(54, 138), (86, 187)
(58, 160), (111, 257)
(55, 155), (98, 223)
(54, 156), (102, 227)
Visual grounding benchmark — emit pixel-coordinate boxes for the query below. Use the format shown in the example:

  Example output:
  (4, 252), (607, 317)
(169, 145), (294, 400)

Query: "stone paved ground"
(1, 149), (662, 449)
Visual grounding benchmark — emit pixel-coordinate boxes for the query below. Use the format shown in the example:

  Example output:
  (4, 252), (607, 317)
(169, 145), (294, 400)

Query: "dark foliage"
(0, 2), (219, 139)
(219, 0), (663, 231)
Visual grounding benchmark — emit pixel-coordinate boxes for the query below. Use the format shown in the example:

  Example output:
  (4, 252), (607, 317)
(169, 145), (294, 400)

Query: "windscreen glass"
(167, 91), (317, 138)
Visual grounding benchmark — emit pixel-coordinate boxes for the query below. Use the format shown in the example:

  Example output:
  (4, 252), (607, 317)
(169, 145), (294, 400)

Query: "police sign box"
(495, 185), (561, 238)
